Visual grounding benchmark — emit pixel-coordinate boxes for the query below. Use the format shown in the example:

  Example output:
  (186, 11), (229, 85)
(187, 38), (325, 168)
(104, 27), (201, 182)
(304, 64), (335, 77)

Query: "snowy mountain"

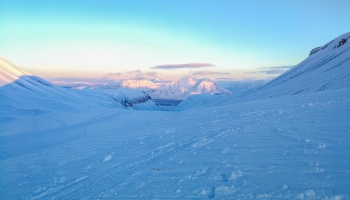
(0, 57), (83, 110)
(243, 32), (350, 99)
(1, 33), (350, 199)
(177, 32), (350, 110)
(0, 57), (161, 111)
(0, 57), (75, 99)
(118, 79), (158, 91)
(98, 89), (162, 111)
(150, 78), (163, 83)
(116, 77), (232, 100)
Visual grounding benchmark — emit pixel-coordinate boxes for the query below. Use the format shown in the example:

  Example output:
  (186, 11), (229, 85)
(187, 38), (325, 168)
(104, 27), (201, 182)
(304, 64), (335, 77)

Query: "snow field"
(1, 32), (350, 199)
(1, 88), (349, 199)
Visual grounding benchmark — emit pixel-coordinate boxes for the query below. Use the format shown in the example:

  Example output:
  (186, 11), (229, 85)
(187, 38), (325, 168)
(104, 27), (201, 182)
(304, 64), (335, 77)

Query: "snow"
(1, 88), (349, 199)
(0, 57), (161, 111)
(243, 31), (350, 100)
(216, 79), (269, 95)
(1, 32), (350, 199)
(101, 77), (232, 100)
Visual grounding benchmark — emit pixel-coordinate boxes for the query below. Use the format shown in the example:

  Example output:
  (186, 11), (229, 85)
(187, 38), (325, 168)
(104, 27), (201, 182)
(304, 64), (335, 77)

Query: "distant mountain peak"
(150, 78), (163, 83)
(115, 77), (231, 100)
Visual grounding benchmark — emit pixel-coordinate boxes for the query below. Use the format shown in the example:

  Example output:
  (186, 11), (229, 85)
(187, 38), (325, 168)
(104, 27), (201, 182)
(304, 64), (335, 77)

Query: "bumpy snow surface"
(1, 32), (350, 199)
(1, 88), (349, 199)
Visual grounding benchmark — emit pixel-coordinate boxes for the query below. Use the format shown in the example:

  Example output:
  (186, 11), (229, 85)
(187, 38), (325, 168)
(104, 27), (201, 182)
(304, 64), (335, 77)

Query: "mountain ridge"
(0, 57), (161, 111)
(176, 31), (350, 110)
(113, 77), (232, 100)
(243, 31), (350, 99)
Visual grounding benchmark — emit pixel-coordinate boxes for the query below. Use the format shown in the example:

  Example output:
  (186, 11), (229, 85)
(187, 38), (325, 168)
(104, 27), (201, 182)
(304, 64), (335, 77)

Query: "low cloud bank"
(152, 63), (215, 69)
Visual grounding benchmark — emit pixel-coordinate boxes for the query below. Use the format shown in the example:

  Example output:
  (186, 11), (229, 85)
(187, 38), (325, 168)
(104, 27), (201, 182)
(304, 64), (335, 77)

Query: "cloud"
(263, 69), (290, 74)
(147, 71), (160, 77)
(152, 63), (215, 69)
(260, 65), (294, 69)
(136, 71), (160, 78)
(128, 69), (142, 74)
(245, 65), (294, 75)
(189, 71), (230, 75)
(107, 72), (123, 76)
(49, 77), (113, 87)
(127, 69), (161, 78)
(246, 69), (289, 75)
(215, 77), (236, 80)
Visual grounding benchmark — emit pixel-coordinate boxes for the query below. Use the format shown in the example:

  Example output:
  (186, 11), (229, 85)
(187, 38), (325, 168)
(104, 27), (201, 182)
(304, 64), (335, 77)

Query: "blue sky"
(1, 0), (349, 82)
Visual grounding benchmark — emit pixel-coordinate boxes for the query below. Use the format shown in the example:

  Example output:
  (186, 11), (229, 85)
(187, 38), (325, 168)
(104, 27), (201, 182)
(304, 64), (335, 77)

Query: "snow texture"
(0, 32), (350, 199)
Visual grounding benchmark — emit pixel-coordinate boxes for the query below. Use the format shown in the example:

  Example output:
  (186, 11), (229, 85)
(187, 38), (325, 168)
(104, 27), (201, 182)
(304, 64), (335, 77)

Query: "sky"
(1, 0), (349, 83)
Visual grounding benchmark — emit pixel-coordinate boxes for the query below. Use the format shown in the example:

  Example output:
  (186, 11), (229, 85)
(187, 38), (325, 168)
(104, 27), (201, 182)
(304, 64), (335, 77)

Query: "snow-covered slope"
(176, 32), (350, 110)
(0, 57), (83, 110)
(116, 77), (231, 100)
(1, 33), (349, 199)
(0, 57), (76, 98)
(0, 57), (161, 111)
(244, 32), (350, 99)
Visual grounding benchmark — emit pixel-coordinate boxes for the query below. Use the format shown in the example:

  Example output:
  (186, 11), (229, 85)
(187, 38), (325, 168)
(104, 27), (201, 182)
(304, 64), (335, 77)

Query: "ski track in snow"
(1, 89), (349, 199)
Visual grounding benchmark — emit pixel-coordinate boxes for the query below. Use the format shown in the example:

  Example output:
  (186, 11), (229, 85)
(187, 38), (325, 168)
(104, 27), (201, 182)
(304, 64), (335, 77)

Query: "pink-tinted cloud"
(189, 71), (230, 75)
(152, 63), (215, 69)
(147, 71), (161, 77)
(127, 69), (161, 78)
(136, 71), (161, 78)
(128, 69), (142, 74)
(107, 72), (123, 76)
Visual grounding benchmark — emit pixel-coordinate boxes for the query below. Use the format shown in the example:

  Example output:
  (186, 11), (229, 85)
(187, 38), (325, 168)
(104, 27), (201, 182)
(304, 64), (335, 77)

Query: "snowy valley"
(1, 32), (350, 199)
